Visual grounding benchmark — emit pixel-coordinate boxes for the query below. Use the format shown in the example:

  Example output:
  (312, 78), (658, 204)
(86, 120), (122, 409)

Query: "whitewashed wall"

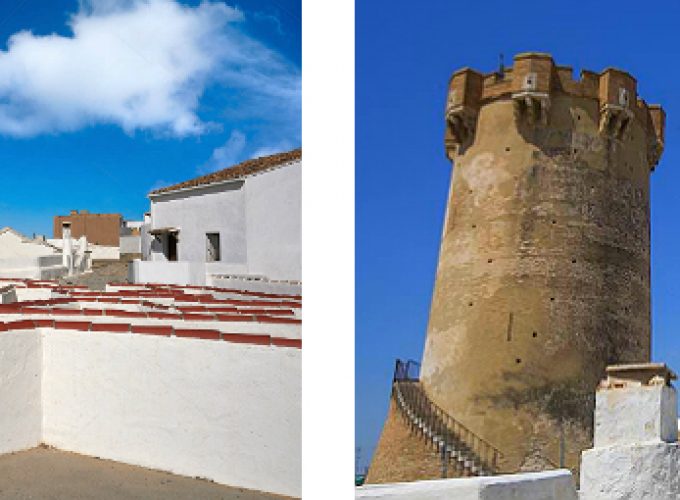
(41, 330), (301, 498)
(245, 161), (301, 281)
(0, 286), (17, 304)
(356, 470), (577, 500)
(130, 261), (248, 285)
(0, 231), (56, 258)
(0, 331), (42, 454)
(138, 161), (301, 286)
(0, 231), (68, 279)
(209, 275), (302, 295)
(49, 239), (120, 261)
(120, 235), (141, 254)
(0, 256), (67, 279)
(150, 181), (247, 264)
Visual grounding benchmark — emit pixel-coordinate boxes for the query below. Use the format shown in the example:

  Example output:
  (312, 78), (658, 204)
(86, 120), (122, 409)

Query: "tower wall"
(367, 53), (665, 483)
(421, 53), (665, 474)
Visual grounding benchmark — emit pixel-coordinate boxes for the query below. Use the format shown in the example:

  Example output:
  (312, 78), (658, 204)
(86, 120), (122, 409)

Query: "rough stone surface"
(365, 399), (445, 484)
(580, 442), (680, 499)
(357, 469), (577, 499)
(594, 385), (677, 447)
(370, 53), (665, 481)
(59, 258), (131, 290)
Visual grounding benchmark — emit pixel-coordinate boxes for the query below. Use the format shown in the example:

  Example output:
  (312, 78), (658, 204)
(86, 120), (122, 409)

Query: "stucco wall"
(120, 235), (141, 255)
(150, 181), (247, 264)
(142, 161), (301, 285)
(356, 470), (577, 499)
(245, 161), (301, 281)
(0, 331), (42, 454)
(130, 260), (255, 286)
(0, 256), (67, 280)
(49, 239), (120, 261)
(0, 286), (17, 304)
(41, 330), (301, 498)
(0, 231), (56, 258)
(209, 275), (302, 295)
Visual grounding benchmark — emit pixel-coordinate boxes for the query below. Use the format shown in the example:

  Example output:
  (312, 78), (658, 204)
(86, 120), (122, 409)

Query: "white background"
(302, 0), (355, 498)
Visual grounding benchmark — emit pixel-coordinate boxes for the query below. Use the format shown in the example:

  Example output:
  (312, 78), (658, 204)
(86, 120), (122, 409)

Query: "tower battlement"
(445, 53), (665, 169)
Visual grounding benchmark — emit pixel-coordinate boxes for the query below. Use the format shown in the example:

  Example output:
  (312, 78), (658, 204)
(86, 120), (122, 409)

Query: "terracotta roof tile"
(149, 148), (301, 195)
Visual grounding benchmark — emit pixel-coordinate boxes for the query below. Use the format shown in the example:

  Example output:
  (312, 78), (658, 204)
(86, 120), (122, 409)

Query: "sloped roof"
(149, 148), (301, 196)
(0, 227), (61, 253)
(0, 227), (58, 249)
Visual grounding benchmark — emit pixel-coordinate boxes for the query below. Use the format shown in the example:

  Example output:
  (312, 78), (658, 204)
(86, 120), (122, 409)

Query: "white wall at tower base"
(594, 384), (677, 447)
(580, 443), (680, 499)
(355, 470), (577, 499)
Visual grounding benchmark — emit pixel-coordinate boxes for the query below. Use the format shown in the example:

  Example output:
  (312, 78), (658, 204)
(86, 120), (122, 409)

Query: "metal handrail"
(392, 359), (502, 475)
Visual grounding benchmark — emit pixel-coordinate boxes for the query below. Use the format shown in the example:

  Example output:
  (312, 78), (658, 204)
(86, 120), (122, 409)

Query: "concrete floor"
(0, 447), (290, 499)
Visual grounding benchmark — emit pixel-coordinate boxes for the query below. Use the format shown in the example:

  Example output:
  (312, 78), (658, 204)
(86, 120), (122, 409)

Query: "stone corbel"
(599, 104), (634, 140)
(512, 92), (550, 127)
(647, 138), (663, 170)
(445, 105), (478, 146)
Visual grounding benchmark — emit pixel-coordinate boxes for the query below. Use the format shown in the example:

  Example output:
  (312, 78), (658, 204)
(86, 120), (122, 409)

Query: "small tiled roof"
(150, 147), (301, 195)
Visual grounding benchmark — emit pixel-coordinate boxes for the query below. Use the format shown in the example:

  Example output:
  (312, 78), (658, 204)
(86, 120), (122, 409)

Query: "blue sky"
(0, 0), (300, 236)
(356, 0), (680, 471)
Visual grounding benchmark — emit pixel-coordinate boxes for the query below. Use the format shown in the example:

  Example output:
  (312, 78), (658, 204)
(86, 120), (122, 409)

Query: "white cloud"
(251, 141), (295, 159)
(202, 129), (247, 171)
(253, 11), (284, 35)
(0, 0), (300, 137)
(202, 130), (297, 173)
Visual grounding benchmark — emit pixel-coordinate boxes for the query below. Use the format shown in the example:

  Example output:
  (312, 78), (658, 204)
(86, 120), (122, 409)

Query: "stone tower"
(367, 53), (665, 483)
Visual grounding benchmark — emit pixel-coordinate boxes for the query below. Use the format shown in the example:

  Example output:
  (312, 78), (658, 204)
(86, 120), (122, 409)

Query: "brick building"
(53, 210), (121, 246)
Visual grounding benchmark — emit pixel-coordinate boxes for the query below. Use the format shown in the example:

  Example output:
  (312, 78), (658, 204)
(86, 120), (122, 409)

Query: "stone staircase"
(392, 360), (501, 477)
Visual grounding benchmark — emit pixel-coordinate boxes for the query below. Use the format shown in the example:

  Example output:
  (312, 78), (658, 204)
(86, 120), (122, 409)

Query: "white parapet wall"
(49, 239), (119, 261)
(129, 261), (208, 285)
(0, 255), (67, 280)
(0, 331), (42, 454)
(0, 327), (301, 498)
(209, 274), (302, 295)
(129, 260), (249, 286)
(356, 470), (578, 500)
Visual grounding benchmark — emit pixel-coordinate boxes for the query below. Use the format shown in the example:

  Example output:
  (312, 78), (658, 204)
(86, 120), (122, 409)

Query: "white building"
(0, 226), (89, 279)
(120, 219), (143, 255)
(130, 148), (301, 291)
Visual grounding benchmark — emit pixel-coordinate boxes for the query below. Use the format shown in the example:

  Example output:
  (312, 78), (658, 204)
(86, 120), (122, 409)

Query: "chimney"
(62, 221), (73, 275)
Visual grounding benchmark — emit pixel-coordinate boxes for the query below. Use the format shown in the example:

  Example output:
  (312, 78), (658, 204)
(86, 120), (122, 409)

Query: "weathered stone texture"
(369, 53), (665, 482)
(365, 400), (445, 484)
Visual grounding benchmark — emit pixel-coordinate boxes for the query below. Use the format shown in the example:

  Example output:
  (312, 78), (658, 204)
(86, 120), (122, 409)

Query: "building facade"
(53, 211), (121, 247)
(131, 149), (301, 288)
(368, 53), (665, 482)
(0, 226), (89, 279)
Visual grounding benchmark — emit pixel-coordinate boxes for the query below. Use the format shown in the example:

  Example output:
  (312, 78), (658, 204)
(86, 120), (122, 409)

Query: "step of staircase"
(392, 378), (499, 477)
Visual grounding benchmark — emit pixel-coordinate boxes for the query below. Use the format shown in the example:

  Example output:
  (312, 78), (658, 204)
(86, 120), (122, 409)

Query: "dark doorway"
(167, 233), (178, 262)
